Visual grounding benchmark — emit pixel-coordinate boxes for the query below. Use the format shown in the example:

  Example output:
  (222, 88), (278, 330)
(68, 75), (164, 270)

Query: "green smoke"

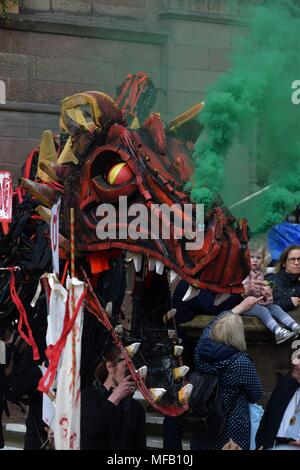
(190, 0), (300, 233)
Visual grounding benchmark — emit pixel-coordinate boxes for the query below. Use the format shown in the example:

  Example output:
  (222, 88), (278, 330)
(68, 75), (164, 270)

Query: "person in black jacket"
(266, 245), (300, 315)
(9, 314), (48, 450)
(81, 345), (146, 450)
(256, 350), (300, 450)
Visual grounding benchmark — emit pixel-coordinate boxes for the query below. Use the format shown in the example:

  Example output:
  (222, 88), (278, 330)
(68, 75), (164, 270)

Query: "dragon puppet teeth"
(163, 308), (177, 324)
(148, 257), (156, 271)
(168, 329), (176, 339)
(173, 366), (189, 380)
(169, 270), (179, 284)
(132, 253), (142, 272)
(115, 324), (123, 335)
(213, 293), (231, 306)
(182, 285), (200, 302)
(105, 301), (112, 317)
(178, 383), (193, 405)
(174, 345), (184, 357)
(149, 388), (166, 402)
(126, 342), (141, 357)
(136, 366), (148, 379)
(155, 260), (164, 275)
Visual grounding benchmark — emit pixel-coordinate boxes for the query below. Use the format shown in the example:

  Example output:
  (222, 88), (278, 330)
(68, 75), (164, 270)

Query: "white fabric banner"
(53, 278), (85, 450)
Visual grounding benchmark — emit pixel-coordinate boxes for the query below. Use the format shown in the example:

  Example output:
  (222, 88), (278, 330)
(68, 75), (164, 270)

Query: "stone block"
(117, 42), (161, 67)
(92, 0), (145, 7)
(171, 20), (232, 49)
(0, 111), (28, 138)
(208, 47), (231, 72)
(166, 89), (204, 118)
(92, 3), (141, 21)
(51, 0), (92, 15)
(0, 136), (39, 164)
(9, 31), (85, 60)
(169, 67), (220, 93)
(22, 0), (51, 11)
(1, 77), (30, 102)
(28, 79), (115, 104)
(35, 56), (114, 86)
(0, 53), (34, 79)
(167, 43), (209, 69)
(0, 30), (11, 53)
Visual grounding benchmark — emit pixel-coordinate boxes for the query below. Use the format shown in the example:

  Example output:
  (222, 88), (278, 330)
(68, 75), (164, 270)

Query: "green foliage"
(0, 0), (18, 19)
(190, 0), (300, 234)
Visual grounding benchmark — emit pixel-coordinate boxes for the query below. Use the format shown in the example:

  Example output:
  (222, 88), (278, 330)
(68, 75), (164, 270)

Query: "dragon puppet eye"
(106, 162), (134, 185)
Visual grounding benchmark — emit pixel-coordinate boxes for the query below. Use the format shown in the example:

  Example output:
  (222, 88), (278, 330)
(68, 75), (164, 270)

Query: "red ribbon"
(8, 268), (40, 361)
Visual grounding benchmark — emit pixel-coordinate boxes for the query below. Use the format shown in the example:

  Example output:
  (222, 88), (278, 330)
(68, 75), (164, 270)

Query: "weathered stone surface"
(170, 20), (232, 49)
(51, 0), (92, 15)
(167, 43), (209, 70)
(0, 136), (39, 164)
(0, 53), (35, 79)
(169, 67), (220, 93)
(92, 3), (142, 21)
(166, 89), (204, 117)
(2, 78), (30, 102)
(7, 31), (85, 60)
(22, 0), (51, 11)
(27, 79), (115, 104)
(208, 47), (231, 71)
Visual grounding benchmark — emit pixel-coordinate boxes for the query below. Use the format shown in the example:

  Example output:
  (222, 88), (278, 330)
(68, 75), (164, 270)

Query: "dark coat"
(191, 312), (263, 450)
(256, 377), (300, 450)
(10, 344), (47, 450)
(81, 383), (146, 450)
(265, 270), (300, 311)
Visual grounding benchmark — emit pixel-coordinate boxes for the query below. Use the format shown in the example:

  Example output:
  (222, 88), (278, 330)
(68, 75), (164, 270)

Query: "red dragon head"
(20, 73), (251, 415)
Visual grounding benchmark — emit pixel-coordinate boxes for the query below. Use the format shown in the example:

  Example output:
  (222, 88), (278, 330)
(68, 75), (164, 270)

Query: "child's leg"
(267, 304), (298, 330)
(243, 305), (279, 333)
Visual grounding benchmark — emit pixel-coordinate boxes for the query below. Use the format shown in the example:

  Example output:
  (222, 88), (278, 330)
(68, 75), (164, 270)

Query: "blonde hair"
(210, 313), (246, 352)
(248, 243), (270, 271)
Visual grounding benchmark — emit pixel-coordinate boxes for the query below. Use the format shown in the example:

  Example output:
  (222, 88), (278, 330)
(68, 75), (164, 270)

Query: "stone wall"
(0, 0), (252, 187)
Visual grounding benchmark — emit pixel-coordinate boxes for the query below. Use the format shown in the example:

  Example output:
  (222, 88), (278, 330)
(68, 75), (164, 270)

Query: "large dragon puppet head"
(2, 73), (250, 416)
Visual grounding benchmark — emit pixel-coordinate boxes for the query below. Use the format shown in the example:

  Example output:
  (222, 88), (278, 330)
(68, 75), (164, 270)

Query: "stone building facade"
(0, 0), (256, 186)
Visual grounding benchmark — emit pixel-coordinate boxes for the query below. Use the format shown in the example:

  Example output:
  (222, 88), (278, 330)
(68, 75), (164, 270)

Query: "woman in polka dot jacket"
(191, 297), (263, 450)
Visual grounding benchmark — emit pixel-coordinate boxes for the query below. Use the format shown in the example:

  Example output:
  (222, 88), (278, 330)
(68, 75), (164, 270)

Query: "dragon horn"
(37, 130), (57, 183)
(39, 161), (74, 183)
(35, 205), (51, 223)
(21, 178), (59, 208)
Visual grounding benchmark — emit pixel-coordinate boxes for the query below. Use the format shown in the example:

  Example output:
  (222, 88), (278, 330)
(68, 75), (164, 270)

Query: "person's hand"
(291, 297), (300, 307)
(290, 440), (300, 447)
(231, 296), (264, 315)
(108, 375), (136, 406)
(244, 273), (266, 297)
(222, 439), (242, 450)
